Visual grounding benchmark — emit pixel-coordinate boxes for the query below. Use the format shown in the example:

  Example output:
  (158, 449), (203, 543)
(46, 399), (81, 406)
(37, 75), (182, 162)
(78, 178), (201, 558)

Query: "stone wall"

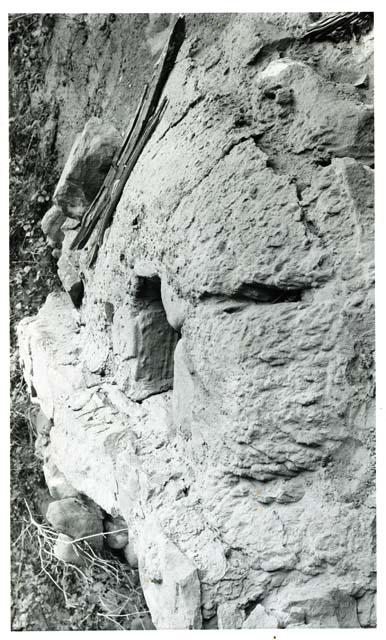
(17, 13), (375, 629)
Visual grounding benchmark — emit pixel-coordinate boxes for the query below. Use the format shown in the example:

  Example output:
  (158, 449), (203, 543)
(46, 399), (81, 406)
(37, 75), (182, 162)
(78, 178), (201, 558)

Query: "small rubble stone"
(202, 615), (218, 629)
(138, 516), (202, 628)
(275, 87), (293, 104)
(104, 515), (128, 549)
(34, 432), (50, 460)
(57, 230), (83, 304)
(43, 451), (79, 500)
(41, 205), (66, 248)
(160, 278), (188, 331)
(357, 591), (376, 627)
(218, 602), (246, 629)
(242, 604), (278, 629)
(31, 407), (52, 437)
(54, 533), (86, 566)
(124, 539), (139, 568)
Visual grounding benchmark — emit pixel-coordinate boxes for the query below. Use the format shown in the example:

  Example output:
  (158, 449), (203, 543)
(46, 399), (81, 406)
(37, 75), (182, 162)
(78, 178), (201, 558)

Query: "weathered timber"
(70, 85), (149, 251)
(87, 97), (169, 267)
(115, 83), (149, 168)
(70, 14), (185, 263)
(300, 11), (373, 40)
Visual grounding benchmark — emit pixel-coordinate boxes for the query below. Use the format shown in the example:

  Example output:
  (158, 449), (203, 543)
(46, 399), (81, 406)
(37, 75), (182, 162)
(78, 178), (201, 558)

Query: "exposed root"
(23, 499), (148, 628)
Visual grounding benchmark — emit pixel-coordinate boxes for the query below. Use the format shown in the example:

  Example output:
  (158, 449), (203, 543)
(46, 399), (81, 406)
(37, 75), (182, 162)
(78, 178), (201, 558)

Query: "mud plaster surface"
(19, 13), (375, 629)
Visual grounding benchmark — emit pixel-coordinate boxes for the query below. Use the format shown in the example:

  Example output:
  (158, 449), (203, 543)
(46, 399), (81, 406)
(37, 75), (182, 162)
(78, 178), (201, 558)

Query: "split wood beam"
(70, 14), (186, 267)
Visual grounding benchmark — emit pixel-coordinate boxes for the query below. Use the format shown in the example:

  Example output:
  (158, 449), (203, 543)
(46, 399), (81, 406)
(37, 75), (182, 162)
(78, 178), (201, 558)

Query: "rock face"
(18, 13), (375, 629)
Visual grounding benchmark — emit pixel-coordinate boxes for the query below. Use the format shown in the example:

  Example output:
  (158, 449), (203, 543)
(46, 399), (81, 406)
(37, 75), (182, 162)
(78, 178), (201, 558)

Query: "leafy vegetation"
(9, 14), (148, 630)
(9, 14), (60, 342)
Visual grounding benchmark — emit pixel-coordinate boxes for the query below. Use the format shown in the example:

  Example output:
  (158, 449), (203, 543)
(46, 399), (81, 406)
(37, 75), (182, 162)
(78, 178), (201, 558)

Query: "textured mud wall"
(18, 13), (375, 629)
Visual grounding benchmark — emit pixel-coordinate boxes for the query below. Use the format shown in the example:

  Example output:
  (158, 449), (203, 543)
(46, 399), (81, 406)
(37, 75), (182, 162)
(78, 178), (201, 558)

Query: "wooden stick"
(71, 14), (185, 261)
(115, 83), (149, 167)
(70, 86), (149, 251)
(300, 12), (370, 40)
(87, 97), (169, 267)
